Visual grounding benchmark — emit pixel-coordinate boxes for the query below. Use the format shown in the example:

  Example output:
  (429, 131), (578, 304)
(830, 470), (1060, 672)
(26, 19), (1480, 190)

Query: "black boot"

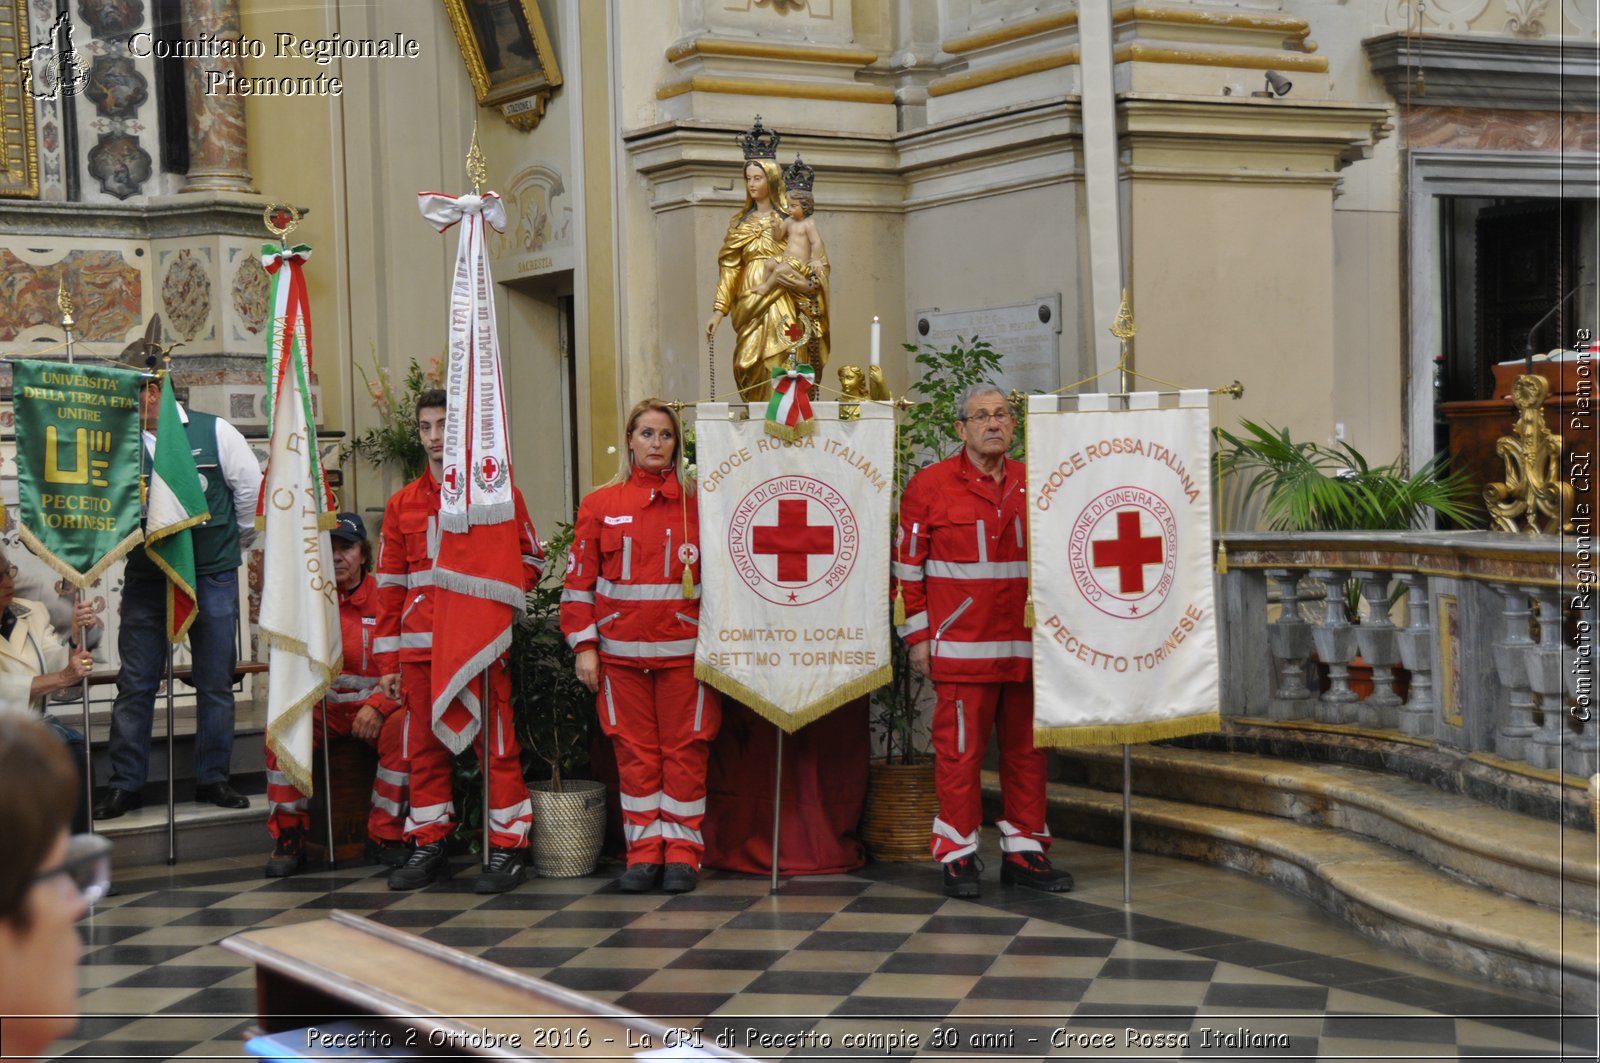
(264, 828), (306, 878)
(387, 841), (452, 890)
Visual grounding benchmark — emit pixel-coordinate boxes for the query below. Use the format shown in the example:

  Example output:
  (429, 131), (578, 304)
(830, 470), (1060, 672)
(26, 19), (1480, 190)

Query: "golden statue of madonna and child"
(704, 116), (835, 404)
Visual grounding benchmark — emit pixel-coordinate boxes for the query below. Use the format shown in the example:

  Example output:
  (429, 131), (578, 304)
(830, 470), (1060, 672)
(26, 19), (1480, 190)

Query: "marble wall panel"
(1404, 106), (1600, 151)
(158, 246), (214, 344)
(0, 247), (141, 342)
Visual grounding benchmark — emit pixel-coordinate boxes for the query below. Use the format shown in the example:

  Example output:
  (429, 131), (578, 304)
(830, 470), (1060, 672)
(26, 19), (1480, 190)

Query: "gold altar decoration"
(1484, 374), (1575, 536)
(837, 365), (890, 420)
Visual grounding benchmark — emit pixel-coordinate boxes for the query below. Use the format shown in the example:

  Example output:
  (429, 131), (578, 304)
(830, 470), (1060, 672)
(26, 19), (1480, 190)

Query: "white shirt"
(142, 402), (260, 549)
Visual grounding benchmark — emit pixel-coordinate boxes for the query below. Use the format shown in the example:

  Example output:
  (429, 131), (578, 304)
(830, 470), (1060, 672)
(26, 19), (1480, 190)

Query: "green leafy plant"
(872, 335), (1017, 765)
(341, 352), (444, 482)
(509, 523), (596, 791)
(1215, 420), (1479, 532)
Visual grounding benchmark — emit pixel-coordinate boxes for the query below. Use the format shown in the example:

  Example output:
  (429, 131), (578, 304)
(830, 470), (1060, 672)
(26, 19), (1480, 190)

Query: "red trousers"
(929, 680), (1051, 863)
(402, 660), (531, 848)
(598, 663), (721, 869)
(265, 703), (407, 843)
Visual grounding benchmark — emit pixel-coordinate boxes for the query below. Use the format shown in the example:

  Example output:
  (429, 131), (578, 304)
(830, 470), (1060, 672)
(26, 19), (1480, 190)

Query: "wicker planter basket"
(529, 778), (607, 878)
(862, 756), (939, 861)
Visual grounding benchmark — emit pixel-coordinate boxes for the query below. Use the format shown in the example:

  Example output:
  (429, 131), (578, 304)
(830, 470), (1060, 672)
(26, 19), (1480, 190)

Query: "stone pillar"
(1524, 588), (1570, 773)
(179, 0), (255, 193)
(1266, 569), (1314, 720)
(1490, 584), (1538, 763)
(1311, 569), (1358, 724)
(1355, 570), (1403, 730)
(1395, 572), (1437, 738)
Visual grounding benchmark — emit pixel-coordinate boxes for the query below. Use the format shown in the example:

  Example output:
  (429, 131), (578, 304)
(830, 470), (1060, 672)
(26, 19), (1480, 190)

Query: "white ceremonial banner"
(694, 402), (893, 731)
(1027, 391), (1221, 746)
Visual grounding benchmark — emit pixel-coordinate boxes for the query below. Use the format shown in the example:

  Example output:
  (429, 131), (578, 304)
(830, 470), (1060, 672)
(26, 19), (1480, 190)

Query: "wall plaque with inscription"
(912, 295), (1063, 396)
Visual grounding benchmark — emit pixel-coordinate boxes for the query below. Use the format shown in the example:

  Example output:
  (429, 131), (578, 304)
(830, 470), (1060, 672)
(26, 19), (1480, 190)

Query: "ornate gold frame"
(1, 0), (40, 198)
(441, 0), (562, 132)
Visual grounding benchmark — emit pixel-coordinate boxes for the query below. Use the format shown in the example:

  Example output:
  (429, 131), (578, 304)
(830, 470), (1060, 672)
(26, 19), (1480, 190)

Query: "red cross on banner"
(752, 498), (834, 582)
(1092, 509), (1163, 594)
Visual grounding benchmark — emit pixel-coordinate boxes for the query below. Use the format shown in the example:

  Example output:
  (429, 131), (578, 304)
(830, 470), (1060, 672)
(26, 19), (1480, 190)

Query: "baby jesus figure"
(756, 187), (828, 296)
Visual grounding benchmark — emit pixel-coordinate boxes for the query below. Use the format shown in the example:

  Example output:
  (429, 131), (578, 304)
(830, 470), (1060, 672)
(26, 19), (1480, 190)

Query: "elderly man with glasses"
(893, 383), (1072, 899)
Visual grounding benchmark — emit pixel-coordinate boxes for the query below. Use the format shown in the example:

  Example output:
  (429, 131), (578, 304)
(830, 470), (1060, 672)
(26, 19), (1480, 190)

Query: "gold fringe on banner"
(1033, 711), (1221, 750)
(694, 661), (892, 734)
(142, 510), (211, 642)
(762, 418), (815, 443)
(14, 525), (143, 590)
(259, 629), (342, 798)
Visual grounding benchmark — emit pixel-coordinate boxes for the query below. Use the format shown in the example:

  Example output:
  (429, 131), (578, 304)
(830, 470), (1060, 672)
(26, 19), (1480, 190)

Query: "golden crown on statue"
(737, 115), (781, 161)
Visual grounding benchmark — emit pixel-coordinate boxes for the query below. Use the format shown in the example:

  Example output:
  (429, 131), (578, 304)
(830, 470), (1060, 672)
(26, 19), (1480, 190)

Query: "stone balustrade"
(1220, 532), (1594, 781)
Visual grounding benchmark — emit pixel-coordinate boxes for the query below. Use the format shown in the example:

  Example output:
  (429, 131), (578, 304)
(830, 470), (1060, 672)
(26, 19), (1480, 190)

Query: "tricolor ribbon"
(764, 362), (817, 441)
(257, 243), (334, 526)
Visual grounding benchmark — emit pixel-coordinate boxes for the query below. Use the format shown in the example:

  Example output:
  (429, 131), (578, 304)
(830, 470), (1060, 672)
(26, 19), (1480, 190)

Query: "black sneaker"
(617, 863), (662, 893)
(387, 841), (452, 891)
(364, 838), (408, 868)
(942, 854), (983, 898)
(474, 847), (528, 894)
(999, 851), (1073, 892)
(264, 828), (306, 878)
(661, 863), (699, 894)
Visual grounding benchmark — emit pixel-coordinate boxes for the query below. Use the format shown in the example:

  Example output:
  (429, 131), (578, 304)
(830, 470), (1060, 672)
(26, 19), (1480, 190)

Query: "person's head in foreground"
(0, 710), (109, 1059)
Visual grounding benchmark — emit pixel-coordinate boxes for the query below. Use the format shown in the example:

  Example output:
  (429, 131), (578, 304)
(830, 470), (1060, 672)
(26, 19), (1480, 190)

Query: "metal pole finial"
(467, 122), (487, 196)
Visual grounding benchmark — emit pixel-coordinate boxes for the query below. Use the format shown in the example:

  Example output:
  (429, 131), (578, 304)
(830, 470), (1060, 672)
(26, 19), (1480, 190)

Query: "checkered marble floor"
(42, 838), (1595, 1061)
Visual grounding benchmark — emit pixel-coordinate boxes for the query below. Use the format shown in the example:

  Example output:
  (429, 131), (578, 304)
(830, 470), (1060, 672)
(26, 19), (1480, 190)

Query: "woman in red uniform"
(561, 398), (719, 893)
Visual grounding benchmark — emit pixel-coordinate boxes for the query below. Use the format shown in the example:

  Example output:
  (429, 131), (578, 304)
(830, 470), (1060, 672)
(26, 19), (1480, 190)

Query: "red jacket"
(374, 468), (543, 672)
(894, 450), (1032, 683)
(561, 466), (701, 667)
(327, 573), (400, 717)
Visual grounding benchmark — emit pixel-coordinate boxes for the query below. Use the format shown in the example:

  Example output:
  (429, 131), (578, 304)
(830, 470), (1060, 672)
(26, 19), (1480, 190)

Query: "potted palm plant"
(1215, 420), (1478, 706)
(509, 523), (607, 877)
(862, 336), (1011, 859)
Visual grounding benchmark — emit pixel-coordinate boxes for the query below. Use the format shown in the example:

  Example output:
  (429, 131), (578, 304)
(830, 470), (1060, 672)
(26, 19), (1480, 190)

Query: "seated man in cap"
(263, 513), (410, 876)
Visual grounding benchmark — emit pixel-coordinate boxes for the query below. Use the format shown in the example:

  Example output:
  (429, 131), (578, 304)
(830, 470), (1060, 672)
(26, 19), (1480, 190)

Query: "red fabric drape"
(701, 698), (869, 876)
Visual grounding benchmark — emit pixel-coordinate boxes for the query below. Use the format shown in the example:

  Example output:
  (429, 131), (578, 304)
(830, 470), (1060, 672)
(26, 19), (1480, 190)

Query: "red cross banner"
(693, 401), (894, 730)
(1026, 391), (1221, 746)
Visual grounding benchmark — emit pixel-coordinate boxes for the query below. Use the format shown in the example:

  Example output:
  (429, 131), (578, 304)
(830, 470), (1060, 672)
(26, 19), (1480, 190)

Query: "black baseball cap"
(330, 512), (367, 544)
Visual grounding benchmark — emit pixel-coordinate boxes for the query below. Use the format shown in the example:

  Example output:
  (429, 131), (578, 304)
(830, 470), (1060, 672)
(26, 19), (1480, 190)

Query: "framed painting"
(442, 0), (562, 131)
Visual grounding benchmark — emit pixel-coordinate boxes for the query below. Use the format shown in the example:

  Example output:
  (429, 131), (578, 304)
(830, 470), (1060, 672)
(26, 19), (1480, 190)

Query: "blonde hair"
(608, 398), (686, 486)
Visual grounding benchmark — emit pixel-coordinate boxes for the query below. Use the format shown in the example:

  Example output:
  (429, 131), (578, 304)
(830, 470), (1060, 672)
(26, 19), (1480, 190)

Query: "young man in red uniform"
(374, 390), (543, 893)
(264, 513), (409, 877)
(894, 383), (1072, 898)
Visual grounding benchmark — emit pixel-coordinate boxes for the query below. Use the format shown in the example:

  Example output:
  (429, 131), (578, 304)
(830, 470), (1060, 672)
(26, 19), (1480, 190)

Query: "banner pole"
(76, 591), (94, 836)
(1122, 743), (1132, 905)
(769, 724), (783, 894)
(165, 641), (177, 865)
(481, 671), (491, 869)
(320, 699), (334, 869)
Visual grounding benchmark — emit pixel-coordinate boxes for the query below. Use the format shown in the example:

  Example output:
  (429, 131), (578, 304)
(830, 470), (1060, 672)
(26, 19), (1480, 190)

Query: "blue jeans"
(43, 714), (89, 833)
(108, 567), (240, 791)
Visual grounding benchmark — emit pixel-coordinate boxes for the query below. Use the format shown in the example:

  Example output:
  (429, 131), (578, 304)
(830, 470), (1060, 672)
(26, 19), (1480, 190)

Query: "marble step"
(96, 792), (266, 873)
(1060, 745), (1598, 919)
(995, 773), (1598, 1007)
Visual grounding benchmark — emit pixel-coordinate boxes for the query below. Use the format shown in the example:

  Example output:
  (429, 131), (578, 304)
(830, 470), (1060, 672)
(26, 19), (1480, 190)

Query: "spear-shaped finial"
(467, 122), (487, 196)
(1110, 288), (1136, 342)
(57, 275), (74, 331)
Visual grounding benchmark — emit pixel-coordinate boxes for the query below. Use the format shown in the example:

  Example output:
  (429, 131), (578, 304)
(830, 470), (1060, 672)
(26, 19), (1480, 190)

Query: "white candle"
(870, 316), (881, 367)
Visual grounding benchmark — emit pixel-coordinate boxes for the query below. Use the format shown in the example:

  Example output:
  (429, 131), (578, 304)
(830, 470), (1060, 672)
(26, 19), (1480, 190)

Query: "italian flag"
(764, 361), (816, 441)
(143, 375), (209, 641)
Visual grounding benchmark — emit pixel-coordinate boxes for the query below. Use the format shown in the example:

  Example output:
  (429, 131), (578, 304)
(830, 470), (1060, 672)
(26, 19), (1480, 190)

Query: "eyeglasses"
(33, 833), (112, 909)
(962, 411), (1015, 426)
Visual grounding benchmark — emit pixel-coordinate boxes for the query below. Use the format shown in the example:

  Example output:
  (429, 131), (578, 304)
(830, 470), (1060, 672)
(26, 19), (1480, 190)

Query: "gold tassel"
(683, 565), (695, 599)
(893, 588), (906, 627)
(1024, 597), (1036, 629)
(1215, 541), (1229, 574)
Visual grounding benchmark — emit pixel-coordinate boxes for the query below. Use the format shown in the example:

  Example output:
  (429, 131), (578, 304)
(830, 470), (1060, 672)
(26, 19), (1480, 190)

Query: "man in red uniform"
(374, 390), (543, 893)
(895, 383), (1072, 898)
(264, 513), (409, 877)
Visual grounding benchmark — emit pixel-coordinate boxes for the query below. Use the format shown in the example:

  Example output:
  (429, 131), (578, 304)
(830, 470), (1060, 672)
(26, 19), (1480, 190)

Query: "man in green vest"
(94, 374), (260, 819)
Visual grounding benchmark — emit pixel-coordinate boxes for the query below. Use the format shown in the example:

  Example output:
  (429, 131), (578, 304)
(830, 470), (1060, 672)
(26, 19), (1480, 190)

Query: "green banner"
(14, 360), (145, 587)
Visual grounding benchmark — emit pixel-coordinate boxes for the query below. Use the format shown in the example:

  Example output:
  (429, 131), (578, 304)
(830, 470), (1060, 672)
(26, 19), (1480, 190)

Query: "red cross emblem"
(442, 465), (460, 493)
(752, 498), (834, 582)
(783, 320), (805, 344)
(728, 476), (858, 607)
(1067, 486), (1178, 619)
(1092, 510), (1164, 594)
(480, 455), (499, 481)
